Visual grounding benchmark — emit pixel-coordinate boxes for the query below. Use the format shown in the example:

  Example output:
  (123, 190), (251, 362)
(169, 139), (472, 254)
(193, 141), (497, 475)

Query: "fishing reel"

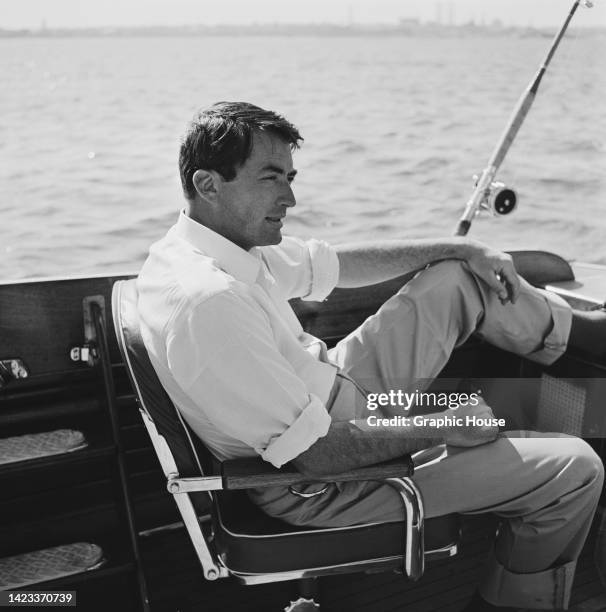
(482, 181), (517, 215)
(472, 175), (517, 216)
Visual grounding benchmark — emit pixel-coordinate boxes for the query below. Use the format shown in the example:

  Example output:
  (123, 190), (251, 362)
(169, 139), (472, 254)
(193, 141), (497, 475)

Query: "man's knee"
(425, 260), (471, 284)
(402, 259), (478, 300)
(565, 438), (604, 492)
(505, 433), (604, 503)
(543, 436), (606, 504)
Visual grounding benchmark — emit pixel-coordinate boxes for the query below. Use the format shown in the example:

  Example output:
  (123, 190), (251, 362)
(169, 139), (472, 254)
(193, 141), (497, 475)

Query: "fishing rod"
(454, 0), (594, 236)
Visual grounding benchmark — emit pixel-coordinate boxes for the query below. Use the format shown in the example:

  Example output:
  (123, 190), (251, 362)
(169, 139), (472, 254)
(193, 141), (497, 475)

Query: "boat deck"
(140, 514), (606, 612)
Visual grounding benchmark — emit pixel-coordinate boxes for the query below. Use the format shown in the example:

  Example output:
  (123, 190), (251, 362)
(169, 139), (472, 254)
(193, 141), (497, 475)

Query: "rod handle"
(454, 219), (472, 236)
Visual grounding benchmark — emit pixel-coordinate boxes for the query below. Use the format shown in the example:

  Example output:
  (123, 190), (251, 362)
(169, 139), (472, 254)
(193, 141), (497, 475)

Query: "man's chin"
(263, 230), (283, 245)
(251, 225), (284, 249)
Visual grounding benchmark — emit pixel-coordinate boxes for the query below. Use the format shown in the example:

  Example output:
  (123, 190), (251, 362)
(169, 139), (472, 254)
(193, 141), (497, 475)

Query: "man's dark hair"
(179, 101), (303, 200)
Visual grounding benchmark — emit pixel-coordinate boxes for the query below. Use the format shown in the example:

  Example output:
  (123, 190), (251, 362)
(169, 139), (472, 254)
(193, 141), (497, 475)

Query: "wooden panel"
(0, 271), (401, 385)
(0, 274), (134, 382)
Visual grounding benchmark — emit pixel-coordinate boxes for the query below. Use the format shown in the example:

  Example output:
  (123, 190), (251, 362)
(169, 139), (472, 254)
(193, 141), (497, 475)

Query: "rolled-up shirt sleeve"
(304, 238), (339, 301)
(260, 237), (339, 302)
(260, 393), (330, 466)
(166, 290), (332, 467)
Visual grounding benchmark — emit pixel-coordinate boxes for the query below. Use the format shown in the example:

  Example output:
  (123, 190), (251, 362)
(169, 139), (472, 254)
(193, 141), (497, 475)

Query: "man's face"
(216, 131), (297, 251)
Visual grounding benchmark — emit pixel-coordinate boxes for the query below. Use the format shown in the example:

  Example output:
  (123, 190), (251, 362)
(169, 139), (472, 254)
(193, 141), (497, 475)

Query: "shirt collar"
(174, 210), (261, 284)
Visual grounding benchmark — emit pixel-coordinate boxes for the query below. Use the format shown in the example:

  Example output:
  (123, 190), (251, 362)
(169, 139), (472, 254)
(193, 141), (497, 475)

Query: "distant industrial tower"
(448, 2), (455, 25)
(435, 2), (455, 25)
(435, 2), (443, 24)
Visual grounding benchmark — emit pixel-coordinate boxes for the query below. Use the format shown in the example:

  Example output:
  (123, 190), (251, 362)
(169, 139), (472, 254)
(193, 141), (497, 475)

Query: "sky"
(2, 0), (605, 30)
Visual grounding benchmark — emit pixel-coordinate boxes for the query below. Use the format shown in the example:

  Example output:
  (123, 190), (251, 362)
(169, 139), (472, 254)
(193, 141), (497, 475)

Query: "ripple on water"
(413, 157), (451, 172)
(332, 139), (367, 155)
(1, 35), (605, 279)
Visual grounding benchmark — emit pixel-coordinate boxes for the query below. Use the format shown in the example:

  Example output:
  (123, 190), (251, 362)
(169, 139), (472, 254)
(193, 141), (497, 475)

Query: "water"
(1, 33), (605, 280)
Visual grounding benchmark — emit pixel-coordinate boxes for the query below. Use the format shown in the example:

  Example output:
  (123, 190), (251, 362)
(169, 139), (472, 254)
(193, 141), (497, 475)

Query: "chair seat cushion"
(213, 490), (459, 574)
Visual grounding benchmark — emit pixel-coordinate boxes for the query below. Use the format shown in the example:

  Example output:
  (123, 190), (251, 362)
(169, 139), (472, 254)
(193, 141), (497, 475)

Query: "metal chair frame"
(111, 279), (458, 588)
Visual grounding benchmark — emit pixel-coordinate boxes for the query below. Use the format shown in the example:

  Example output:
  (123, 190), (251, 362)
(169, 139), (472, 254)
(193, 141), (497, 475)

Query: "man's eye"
(262, 175), (278, 181)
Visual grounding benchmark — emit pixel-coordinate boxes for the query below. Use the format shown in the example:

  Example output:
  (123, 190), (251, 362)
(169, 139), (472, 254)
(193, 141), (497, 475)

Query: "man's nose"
(281, 183), (296, 208)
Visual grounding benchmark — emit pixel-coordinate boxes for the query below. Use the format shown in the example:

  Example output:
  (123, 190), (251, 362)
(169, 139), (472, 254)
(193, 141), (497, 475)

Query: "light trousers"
(250, 261), (604, 609)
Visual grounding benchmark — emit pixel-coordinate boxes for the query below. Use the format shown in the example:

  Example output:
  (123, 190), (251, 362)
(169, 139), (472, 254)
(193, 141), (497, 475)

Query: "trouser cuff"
(479, 555), (576, 609)
(525, 288), (572, 366)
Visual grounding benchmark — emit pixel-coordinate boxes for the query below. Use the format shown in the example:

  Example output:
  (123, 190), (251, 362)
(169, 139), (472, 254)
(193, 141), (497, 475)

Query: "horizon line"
(2, 21), (605, 34)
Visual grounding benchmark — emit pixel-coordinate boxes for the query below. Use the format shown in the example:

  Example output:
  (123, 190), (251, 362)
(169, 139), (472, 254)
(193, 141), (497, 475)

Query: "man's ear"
(192, 169), (221, 202)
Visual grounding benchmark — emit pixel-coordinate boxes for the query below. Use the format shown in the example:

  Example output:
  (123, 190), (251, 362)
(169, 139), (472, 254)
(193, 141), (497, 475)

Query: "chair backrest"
(111, 279), (213, 512)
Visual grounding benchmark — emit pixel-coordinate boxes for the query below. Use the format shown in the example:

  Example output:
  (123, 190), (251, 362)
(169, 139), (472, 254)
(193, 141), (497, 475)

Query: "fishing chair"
(111, 279), (460, 605)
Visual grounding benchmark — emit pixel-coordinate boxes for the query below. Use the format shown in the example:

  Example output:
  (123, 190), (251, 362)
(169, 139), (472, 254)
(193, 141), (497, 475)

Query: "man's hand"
(443, 398), (500, 448)
(464, 240), (520, 304)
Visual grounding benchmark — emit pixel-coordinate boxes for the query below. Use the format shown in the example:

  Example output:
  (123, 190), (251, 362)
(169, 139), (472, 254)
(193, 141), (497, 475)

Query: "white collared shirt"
(137, 212), (339, 467)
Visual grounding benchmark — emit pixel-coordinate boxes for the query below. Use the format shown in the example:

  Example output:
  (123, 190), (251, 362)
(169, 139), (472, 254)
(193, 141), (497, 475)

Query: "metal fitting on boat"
(69, 344), (99, 366)
(0, 359), (29, 388)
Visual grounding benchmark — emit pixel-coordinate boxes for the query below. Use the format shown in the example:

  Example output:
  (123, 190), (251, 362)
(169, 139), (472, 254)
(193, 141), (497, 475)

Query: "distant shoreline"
(2, 22), (605, 39)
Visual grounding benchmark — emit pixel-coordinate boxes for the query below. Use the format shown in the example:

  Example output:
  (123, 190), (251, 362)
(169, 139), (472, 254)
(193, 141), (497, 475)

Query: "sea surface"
(1, 33), (605, 281)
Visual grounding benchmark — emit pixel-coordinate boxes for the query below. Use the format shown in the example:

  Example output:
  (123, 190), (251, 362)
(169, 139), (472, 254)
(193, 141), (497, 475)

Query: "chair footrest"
(0, 543), (105, 590)
(0, 430), (88, 465)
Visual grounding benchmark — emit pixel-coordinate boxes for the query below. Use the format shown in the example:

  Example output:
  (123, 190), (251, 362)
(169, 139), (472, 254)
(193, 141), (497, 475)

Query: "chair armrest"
(219, 455), (414, 490)
(166, 456), (413, 494)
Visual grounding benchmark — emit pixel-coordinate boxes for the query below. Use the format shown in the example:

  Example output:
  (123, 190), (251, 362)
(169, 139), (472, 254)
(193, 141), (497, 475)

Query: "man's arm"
(335, 237), (520, 304)
(293, 399), (499, 476)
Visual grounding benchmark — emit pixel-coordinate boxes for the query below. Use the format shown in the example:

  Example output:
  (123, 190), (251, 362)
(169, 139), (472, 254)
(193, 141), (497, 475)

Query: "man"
(137, 101), (605, 611)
